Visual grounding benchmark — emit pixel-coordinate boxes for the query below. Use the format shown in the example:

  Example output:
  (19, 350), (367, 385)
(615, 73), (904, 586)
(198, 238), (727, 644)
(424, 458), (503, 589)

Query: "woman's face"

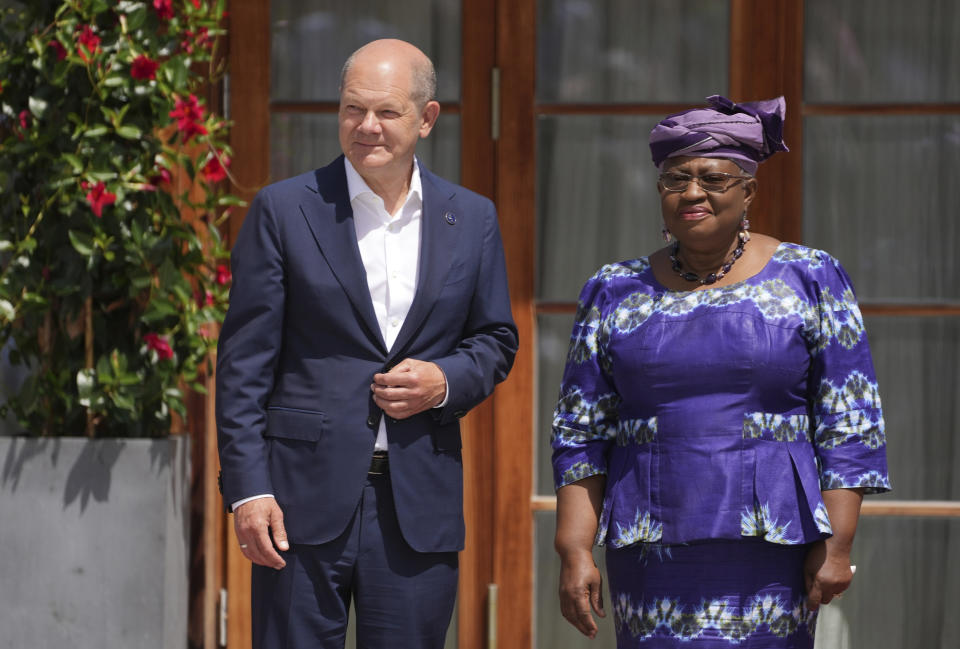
(658, 156), (757, 246)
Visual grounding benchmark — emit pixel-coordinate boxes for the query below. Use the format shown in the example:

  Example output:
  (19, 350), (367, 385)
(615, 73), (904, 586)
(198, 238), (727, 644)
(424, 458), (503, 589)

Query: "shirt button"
(390, 319), (400, 327)
(391, 271), (398, 279)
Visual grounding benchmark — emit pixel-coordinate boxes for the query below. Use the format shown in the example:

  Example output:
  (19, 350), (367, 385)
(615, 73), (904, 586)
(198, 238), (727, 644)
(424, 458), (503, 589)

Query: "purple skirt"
(606, 539), (817, 648)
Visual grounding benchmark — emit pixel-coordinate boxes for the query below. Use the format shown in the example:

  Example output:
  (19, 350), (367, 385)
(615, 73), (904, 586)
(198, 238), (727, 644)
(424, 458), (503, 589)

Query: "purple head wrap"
(649, 95), (789, 175)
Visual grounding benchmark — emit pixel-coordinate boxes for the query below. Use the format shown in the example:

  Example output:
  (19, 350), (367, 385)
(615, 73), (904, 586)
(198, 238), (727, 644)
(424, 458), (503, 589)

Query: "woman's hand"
(804, 487), (864, 610)
(558, 549), (606, 638)
(803, 539), (854, 610)
(555, 475), (607, 637)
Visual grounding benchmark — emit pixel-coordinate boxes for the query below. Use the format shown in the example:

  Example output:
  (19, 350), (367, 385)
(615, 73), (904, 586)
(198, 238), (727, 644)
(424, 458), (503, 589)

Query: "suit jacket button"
(454, 410), (467, 419)
(366, 415), (377, 427)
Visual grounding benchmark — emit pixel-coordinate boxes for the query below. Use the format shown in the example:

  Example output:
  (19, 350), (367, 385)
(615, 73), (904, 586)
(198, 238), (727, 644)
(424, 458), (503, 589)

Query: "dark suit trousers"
(251, 472), (459, 649)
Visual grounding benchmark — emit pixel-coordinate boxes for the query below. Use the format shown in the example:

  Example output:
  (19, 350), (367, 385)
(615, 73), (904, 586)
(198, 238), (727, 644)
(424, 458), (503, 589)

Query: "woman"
(552, 95), (890, 648)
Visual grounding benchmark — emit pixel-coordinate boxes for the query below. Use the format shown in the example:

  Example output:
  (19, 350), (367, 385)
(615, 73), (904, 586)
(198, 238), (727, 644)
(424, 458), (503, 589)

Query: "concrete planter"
(0, 435), (189, 649)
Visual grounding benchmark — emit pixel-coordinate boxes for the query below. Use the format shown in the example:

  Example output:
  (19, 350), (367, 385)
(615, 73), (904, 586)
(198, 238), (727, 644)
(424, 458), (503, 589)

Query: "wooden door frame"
(224, 3), (271, 647)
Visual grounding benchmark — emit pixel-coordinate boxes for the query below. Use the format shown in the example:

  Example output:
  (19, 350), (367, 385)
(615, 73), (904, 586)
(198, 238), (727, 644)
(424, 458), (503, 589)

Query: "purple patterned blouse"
(551, 243), (891, 549)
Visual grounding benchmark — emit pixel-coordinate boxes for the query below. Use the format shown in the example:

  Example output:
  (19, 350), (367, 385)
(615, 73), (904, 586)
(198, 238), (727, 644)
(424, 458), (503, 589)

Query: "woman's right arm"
(556, 474), (607, 638)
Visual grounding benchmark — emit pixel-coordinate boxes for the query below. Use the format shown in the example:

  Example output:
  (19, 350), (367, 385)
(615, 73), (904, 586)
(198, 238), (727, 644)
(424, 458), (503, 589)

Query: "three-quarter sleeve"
(551, 268), (621, 490)
(807, 253), (892, 494)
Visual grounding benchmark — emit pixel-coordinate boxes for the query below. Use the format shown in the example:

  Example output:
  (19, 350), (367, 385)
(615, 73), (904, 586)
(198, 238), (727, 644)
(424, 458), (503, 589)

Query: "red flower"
(215, 264), (231, 286)
(81, 180), (117, 218)
(18, 110), (31, 130)
(181, 26), (212, 54)
(130, 55), (159, 81)
(169, 94), (208, 142)
(48, 39), (67, 61)
(146, 166), (172, 190)
(152, 0), (174, 20)
(144, 332), (174, 361)
(201, 154), (230, 183)
(76, 25), (101, 63)
(190, 0), (201, 8)
(194, 288), (215, 308)
(41, 266), (52, 281)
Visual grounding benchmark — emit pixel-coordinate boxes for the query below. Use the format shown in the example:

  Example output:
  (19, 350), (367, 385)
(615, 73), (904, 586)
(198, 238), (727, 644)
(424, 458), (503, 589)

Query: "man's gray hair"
(339, 50), (437, 108)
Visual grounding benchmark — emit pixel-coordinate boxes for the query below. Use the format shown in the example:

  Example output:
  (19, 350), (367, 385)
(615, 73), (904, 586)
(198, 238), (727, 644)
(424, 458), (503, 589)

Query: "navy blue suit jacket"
(216, 157), (518, 553)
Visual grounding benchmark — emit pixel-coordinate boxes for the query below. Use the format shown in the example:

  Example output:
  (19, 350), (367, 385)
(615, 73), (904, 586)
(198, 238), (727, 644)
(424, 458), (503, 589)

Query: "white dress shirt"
(345, 157), (424, 451)
(231, 157), (444, 511)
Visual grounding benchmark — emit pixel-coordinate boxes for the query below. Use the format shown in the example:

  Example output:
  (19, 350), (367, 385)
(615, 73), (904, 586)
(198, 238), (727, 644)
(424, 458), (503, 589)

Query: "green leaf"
(97, 355), (112, 377)
(103, 75), (126, 88)
(126, 5), (147, 31)
(68, 230), (96, 257)
(129, 269), (153, 291)
(109, 390), (137, 412)
(116, 125), (142, 139)
(62, 153), (84, 174)
(83, 125), (109, 138)
(100, 105), (117, 125)
(77, 369), (96, 408)
(142, 298), (179, 323)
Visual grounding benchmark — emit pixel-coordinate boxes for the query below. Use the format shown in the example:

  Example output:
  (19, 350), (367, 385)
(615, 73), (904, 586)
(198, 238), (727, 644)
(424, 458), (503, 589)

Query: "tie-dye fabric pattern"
(551, 243), (890, 548)
(606, 539), (817, 648)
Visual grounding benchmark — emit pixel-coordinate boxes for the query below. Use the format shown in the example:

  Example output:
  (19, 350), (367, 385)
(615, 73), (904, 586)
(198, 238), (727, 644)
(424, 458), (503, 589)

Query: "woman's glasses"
(658, 171), (752, 193)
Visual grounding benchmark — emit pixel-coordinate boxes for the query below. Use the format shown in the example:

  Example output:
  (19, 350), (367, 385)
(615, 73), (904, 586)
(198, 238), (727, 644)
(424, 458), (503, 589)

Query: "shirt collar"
(344, 157), (423, 207)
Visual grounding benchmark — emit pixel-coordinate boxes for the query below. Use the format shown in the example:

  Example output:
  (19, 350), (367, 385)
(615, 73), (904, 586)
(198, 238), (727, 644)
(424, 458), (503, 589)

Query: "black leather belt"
(368, 451), (389, 475)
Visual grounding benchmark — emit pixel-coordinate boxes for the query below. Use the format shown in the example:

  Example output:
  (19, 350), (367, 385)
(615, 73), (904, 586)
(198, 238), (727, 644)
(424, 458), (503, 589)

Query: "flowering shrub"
(0, 0), (237, 437)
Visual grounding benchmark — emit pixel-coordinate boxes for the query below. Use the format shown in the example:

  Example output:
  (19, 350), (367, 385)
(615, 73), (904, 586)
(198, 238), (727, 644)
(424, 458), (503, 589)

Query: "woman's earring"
(662, 225), (672, 243)
(740, 211), (751, 241)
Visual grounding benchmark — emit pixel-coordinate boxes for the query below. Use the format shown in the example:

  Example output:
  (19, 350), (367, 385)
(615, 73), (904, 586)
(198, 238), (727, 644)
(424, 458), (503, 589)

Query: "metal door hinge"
(490, 67), (501, 141)
(487, 582), (499, 649)
(222, 72), (231, 121)
(218, 587), (228, 647)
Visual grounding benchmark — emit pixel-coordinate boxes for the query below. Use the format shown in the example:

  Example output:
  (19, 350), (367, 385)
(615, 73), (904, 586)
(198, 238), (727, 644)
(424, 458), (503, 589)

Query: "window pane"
(270, 113), (460, 184)
(815, 517), (960, 649)
(805, 0), (960, 103)
(537, 115), (663, 302)
(537, 313), (577, 496)
(864, 316), (960, 502)
(537, 0), (729, 103)
(803, 115), (960, 301)
(535, 512), (616, 647)
(271, 0), (461, 102)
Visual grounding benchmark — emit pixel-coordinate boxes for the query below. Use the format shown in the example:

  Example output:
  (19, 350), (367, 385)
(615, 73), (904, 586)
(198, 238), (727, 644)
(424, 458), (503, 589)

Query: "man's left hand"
(372, 358), (447, 419)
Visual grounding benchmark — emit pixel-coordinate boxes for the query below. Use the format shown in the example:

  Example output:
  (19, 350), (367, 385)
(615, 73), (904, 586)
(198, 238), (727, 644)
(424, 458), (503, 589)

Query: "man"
(216, 39), (517, 649)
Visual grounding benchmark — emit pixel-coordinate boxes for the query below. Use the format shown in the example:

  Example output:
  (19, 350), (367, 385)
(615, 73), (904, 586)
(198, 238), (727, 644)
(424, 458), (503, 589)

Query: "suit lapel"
(388, 164), (461, 362)
(301, 157), (387, 353)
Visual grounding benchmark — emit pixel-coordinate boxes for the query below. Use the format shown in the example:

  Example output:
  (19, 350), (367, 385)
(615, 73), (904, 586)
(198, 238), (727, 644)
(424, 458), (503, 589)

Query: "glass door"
(496, 1), (960, 647)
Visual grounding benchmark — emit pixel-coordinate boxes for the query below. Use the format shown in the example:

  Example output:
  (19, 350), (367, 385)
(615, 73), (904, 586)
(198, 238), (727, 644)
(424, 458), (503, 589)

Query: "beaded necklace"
(670, 231), (748, 285)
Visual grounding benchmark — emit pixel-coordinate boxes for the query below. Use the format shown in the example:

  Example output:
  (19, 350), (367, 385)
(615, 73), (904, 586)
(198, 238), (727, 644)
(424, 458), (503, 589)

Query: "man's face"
(338, 60), (437, 182)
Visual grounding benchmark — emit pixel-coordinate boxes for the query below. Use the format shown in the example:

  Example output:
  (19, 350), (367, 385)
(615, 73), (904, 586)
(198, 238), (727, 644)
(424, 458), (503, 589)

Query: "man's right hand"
(234, 497), (289, 570)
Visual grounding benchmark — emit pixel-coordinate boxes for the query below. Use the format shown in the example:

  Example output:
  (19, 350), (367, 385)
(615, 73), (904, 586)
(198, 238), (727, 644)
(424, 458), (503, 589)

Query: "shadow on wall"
(0, 339), (27, 436)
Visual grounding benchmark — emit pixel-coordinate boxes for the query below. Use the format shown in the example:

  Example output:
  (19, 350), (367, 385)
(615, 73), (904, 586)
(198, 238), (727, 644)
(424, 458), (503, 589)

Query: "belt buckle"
(368, 451), (389, 475)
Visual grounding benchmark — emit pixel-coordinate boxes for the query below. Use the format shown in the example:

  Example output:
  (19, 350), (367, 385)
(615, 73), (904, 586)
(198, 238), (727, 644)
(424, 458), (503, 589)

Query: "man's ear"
(419, 101), (441, 138)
